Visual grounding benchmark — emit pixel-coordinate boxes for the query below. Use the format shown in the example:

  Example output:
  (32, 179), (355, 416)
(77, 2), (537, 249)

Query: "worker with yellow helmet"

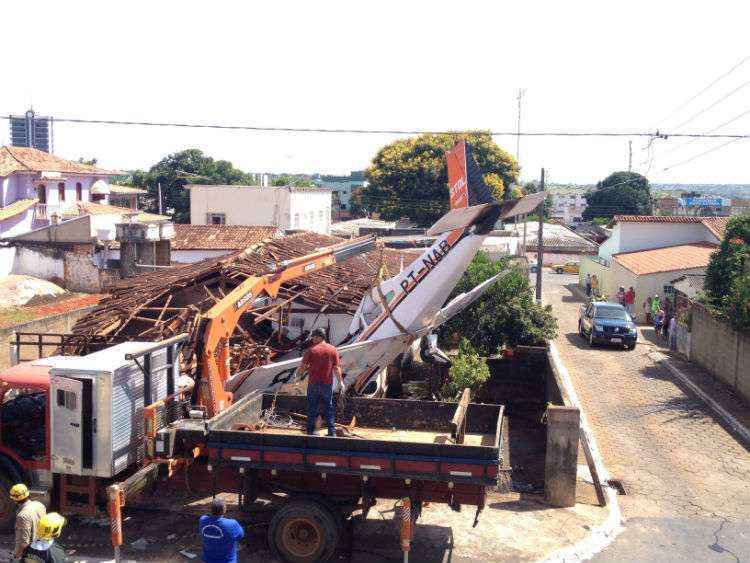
(9, 483), (46, 560)
(21, 512), (68, 562)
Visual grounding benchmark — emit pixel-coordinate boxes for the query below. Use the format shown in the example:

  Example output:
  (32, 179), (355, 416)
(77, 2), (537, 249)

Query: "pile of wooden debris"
(72, 231), (412, 373)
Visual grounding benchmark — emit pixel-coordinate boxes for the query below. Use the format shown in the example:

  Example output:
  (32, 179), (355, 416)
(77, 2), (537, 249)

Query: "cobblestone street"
(543, 271), (750, 561)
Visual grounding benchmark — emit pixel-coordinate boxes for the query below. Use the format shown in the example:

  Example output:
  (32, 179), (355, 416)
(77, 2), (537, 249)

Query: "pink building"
(0, 146), (122, 237)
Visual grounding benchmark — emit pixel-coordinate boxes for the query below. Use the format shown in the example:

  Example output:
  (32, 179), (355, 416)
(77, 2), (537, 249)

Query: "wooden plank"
(450, 388), (471, 444)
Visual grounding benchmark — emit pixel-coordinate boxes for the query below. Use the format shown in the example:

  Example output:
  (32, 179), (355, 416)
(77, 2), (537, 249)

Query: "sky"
(2, 1), (750, 185)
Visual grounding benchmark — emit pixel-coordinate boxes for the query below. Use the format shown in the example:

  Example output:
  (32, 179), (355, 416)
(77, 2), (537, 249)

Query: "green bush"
(444, 339), (490, 398)
(441, 252), (558, 355)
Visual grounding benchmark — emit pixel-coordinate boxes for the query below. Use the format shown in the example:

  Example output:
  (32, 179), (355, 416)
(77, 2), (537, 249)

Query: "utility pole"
(535, 168), (545, 304)
(516, 89), (526, 162)
(157, 182), (163, 215)
(628, 140), (633, 172)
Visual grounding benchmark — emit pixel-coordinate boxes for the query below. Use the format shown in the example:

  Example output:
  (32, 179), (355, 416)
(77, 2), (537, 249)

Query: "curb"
(652, 353), (750, 447)
(541, 343), (624, 562)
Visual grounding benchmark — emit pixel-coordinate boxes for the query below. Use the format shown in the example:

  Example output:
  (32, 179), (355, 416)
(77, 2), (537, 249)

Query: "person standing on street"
(199, 499), (244, 563)
(668, 315), (678, 351)
(10, 484), (46, 560)
(298, 327), (345, 436)
(616, 286), (626, 307)
(585, 274), (592, 298)
(625, 287), (636, 318)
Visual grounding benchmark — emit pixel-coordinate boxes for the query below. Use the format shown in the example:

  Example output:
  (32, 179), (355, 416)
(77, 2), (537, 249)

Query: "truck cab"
(0, 362), (54, 528)
(0, 338), (185, 530)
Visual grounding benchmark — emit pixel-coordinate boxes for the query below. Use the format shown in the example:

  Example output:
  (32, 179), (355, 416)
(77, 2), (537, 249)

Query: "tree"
(704, 215), (750, 331)
(440, 252), (558, 354)
(271, 175), (315, 187)
(362, 132), (519, 226)
(127, 149), (254, 223)
(78, 157), (98, 166)
(582, 171), (652, 221)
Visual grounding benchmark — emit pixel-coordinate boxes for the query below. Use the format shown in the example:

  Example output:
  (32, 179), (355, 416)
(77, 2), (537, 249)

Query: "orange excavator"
(190, 234), (377, 418)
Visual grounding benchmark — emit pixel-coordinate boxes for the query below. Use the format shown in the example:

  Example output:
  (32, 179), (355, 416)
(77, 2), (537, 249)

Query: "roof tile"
(0, 146), (119, 177)
(170, 224), (281, 250)
(613, 242), (717, 276)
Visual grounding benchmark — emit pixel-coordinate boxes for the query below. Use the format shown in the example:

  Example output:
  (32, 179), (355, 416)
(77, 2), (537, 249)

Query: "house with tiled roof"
(579, 215), (729, 321)
(0, 146), (130, 238)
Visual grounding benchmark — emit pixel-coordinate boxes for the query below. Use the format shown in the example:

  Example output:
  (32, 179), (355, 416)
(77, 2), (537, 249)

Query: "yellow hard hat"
(9, 483), (29, 502)
(38, 512), (65, 540)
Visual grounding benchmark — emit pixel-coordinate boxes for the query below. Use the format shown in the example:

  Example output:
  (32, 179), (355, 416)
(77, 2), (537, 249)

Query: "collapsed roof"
(72, 231), (414, 373)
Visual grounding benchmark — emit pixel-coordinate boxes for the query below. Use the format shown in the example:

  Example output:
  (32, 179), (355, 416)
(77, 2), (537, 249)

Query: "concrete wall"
(600, 222), (710, 260)
(0, 304), (99, 371)
(0, 208), (35, 238)
(14, 245), (65, 281)
(189, 186), (332, 234)
(690, 303), (750, 403)
(0, 246), (15, 276)
(12, 243), (118, 292)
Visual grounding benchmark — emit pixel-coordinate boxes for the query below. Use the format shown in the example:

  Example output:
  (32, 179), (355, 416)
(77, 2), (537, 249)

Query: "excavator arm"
(196, 235), (377, 417)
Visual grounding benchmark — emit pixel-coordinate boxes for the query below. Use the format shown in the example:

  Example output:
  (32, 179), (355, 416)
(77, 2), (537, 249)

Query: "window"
(91, 193), (105, 202)
(293, 213), (300, 228)
(318, 210), (324, 221)
(206, 213), (226, 225)
(76, 182), (83, 201)
(56, 389), (77, 411)
(58, 182), (65, 202)
(36, 184), (47, 204)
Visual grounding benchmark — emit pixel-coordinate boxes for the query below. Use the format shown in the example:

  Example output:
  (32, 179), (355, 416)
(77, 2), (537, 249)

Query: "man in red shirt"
(298, 328), (344, 436)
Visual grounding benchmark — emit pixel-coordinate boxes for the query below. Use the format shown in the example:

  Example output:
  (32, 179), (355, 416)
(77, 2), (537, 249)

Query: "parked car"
(552, 261), (580, 274)
(529, 260), (539, 273)
(578, 301), (637, 350)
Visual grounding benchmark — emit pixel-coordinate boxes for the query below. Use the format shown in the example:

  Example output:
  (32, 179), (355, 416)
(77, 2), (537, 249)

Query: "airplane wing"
(431, 269), (511, 328)
(427, 192), (546, 236)
(228, 333), (418, 398)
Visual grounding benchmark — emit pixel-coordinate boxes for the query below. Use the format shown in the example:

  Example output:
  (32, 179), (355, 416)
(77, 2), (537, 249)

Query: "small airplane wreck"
(70, 140), (545, 399)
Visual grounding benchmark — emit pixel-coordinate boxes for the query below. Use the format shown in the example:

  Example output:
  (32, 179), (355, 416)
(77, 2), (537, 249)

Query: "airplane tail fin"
(446, 140), (497, 210)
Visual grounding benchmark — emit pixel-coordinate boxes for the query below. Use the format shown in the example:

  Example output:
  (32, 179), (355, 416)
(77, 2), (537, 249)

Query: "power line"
(653, 55), (750, 127)
(661, 107), (750, 156)
(0, 114), (748, 139)
(661, 138), (744, 172)
(672, 77), (750, 131)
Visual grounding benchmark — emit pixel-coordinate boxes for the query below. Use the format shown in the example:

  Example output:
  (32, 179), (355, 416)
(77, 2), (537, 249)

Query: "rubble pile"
(72, 231), (411, 373)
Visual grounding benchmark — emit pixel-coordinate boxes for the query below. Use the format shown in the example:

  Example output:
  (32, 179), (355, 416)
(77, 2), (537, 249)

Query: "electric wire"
(653, 55), (750, 127)
(0, 114), (748, 139)
(671, 78), (750, 131)
(660, 138), (743, 172)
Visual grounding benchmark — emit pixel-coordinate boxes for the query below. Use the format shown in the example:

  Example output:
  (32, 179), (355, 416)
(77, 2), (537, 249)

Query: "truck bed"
(171, 391), (504, 489)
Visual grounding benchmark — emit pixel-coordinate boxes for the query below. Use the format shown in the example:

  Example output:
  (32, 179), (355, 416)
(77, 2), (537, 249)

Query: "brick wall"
(690, 303), (750, 404)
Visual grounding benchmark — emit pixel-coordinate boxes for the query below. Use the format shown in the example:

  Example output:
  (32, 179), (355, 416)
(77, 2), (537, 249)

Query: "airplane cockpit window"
(360, 290), (383, 326)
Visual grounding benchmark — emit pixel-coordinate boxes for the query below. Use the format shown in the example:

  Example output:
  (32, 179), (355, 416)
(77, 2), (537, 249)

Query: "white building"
(579, 215), (728, 319)
(187, 184), (332, 235)
(549, 191), (587, 225)
(0, 146), (122, 238)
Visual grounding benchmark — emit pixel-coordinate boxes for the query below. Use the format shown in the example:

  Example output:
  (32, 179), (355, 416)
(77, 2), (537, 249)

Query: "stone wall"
(690, 303), (750, 404)
(0, 305), (98, 371)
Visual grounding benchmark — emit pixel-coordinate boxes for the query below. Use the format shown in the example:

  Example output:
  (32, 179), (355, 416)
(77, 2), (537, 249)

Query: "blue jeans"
(306, 383), (335, 435)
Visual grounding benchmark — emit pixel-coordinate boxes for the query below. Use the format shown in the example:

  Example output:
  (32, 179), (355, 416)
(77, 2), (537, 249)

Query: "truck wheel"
(556, 268), (563, 274)
(269, 498), (340, 563)
(0, 475), (18, 532)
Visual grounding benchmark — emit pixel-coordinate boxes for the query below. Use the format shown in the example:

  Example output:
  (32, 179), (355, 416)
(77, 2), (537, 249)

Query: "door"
(51, 376), (83, 475)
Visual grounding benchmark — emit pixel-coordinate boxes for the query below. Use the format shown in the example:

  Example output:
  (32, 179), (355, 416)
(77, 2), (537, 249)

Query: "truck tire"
(555, 268), (563, 274)
(0, 474), (18, 532)
(269, 497), (341, 563)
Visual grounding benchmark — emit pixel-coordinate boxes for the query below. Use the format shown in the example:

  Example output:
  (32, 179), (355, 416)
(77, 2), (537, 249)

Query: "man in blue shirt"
(199, 499), (244, 563)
